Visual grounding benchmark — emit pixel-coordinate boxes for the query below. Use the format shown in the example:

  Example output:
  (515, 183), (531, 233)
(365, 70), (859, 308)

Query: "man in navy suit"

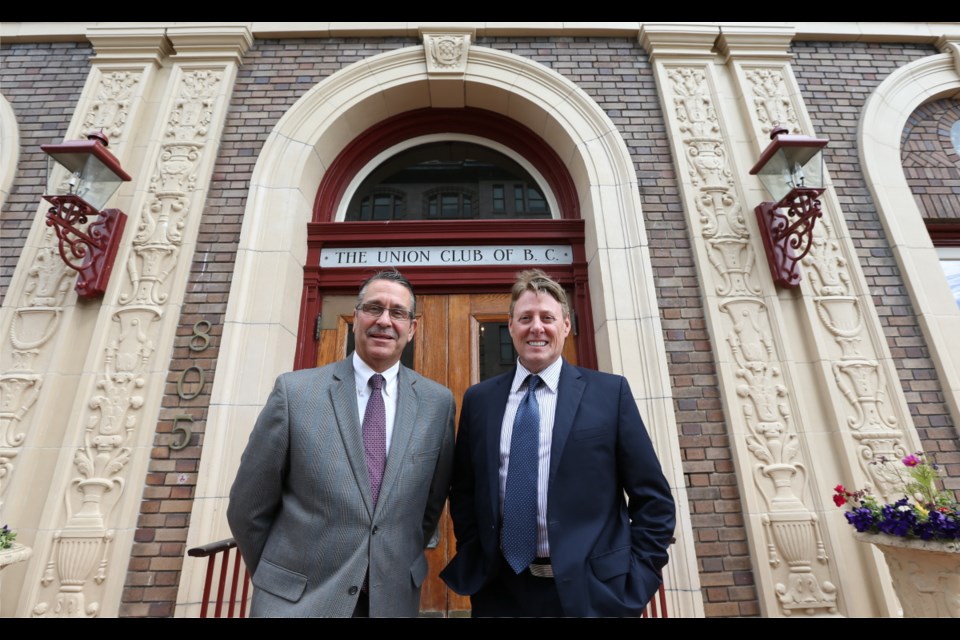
(440, 269), (675, 617)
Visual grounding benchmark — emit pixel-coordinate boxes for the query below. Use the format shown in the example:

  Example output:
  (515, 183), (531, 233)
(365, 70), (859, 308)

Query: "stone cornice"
(418, 25), (477, 39)
(4, 22), (960, 44)
(638, 24), (719, 61)
(935, 36), (960, 74)
(165, 25), (253, 64)
(716, 25), (795, 61)
(85, 26), (172, 65)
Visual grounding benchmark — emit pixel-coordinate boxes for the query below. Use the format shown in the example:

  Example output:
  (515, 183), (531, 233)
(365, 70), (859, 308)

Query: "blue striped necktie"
(501, 374), (541, 574)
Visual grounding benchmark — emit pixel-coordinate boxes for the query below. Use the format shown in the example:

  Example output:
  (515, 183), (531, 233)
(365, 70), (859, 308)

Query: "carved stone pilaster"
(744, 68), (799, 136)
(739, 63), (913, 506)
(664, 64), (838, 616)
(31, 68), (223, 618)
(0, 66), (144, 510)
(81, 71), (140, 140)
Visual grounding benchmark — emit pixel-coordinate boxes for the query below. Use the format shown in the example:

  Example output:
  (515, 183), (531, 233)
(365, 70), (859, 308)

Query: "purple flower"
(877, 499), (917, 537)
(845, 507), (876, 533)
(902, 454), (921, 467)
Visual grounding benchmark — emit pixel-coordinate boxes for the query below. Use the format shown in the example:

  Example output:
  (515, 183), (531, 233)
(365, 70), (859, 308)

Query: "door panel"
(316, 292), (577, 616)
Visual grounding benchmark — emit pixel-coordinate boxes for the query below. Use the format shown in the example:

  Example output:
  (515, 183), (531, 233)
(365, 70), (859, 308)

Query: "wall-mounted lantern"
(749, 125), (829, 288)
(40, 131), (131, 298)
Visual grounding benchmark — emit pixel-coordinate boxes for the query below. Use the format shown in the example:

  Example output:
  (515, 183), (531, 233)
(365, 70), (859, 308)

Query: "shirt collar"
(353, 351), (400, 395)
(511, 357), (562, 394)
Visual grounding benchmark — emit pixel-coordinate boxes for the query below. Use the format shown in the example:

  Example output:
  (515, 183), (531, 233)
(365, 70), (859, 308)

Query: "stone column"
(16, 25), (251, 618)
(641, 24), (857, 617)
(717, 25), (925, 616)
(0, 27), (170, 617)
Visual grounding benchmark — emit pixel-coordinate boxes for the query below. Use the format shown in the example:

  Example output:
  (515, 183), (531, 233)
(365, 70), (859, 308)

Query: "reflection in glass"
(479, 321), (517, 381)
(346, 141), (552, 221)
(940, 259), (960, 310)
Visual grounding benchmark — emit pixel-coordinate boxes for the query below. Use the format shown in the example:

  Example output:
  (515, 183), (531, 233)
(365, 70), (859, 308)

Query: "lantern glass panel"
(757, 147), (823, 202)
(46, 152), (124, 211)
(757, 147), (824, 202)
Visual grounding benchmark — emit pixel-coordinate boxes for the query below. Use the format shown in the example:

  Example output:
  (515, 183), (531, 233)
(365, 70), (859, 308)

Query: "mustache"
(366, 327), (399, 339)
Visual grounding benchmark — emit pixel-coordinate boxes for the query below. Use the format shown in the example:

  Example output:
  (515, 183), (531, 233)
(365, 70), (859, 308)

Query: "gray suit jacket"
(227, 357), (456, 617)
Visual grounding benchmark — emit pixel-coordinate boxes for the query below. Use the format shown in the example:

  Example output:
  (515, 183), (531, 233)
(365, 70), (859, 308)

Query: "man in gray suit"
(227, 270), (456, 617)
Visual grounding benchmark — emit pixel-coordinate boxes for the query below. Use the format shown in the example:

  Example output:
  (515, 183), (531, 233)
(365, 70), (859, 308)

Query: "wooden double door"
(315, 292), (577, 616)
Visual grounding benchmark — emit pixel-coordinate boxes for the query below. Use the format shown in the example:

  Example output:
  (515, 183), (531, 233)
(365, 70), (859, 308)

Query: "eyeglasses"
(356, 303), (414, 321)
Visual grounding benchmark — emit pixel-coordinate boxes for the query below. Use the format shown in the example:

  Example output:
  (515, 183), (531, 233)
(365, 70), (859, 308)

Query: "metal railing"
(186, 538), (251, 618)
(187, 537), (669, 618)
(643, 582), (669, 618)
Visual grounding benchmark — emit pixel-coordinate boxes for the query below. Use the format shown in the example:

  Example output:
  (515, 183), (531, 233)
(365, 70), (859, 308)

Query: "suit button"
(348, 586), (359, 595)
(372, 525), (379, 535)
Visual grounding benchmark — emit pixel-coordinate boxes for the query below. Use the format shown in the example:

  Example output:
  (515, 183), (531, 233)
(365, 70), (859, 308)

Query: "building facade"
(1, 21), (958, 618)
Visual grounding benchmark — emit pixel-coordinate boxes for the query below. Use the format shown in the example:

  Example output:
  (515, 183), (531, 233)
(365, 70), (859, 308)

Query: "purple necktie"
(363, 373), (387, 507)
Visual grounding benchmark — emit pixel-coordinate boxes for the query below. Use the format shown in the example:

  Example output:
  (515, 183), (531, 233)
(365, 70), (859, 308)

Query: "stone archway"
(179, 37), (702, 617)
(0, 93), (18, 211)
(859, 48), (960, 431)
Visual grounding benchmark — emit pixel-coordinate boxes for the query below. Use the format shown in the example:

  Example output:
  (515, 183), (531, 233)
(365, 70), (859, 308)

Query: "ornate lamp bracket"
(39, 131), (131, 299)
(41, 194), (127, 299)
(750, 124), (829, 289)
(755, 186), (824, 288)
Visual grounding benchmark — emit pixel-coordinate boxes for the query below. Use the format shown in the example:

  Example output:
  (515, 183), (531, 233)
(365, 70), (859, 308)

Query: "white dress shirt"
(352, 351), (400, 453)
(498, 356), (563, 559)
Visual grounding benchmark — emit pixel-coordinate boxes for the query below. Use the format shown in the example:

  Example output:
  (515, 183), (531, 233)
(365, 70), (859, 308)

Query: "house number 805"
(172, 318), (214, 449)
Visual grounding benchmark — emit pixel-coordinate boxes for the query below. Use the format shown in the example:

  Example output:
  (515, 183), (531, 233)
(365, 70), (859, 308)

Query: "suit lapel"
(376, 365), (417, 517)
(550, 360), (584, 482)
(330, 357), (375, 518)
(487, 371), (513, 524)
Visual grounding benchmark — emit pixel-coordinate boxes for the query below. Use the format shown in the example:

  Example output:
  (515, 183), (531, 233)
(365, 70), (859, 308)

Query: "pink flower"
(832, 493), (847, 507)
(902, 454), (921, 467)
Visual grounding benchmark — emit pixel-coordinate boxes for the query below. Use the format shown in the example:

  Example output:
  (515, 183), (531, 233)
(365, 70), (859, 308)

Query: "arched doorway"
(181, 40), (699, 619)
(298, 108), (592, 615)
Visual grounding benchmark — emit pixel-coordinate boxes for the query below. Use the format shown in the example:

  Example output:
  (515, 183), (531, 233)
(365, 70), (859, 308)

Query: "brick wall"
(119, 37), (419, 618)
(0, 41), (91, 306)
(120, 34), (751, 618)
(792, 42), (960, 492)
(901, 97), (960, 224)
(479, 35), (752, 618)
(901, 96), (960, 495)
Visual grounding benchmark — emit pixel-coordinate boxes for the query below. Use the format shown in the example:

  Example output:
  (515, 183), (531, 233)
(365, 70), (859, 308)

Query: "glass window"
(355, 190), (404, 221)
(479, 321), (518, 381)
(937, 247), (960, 310)
(345, 141), (552, 220)
(492, 185), (505, 212)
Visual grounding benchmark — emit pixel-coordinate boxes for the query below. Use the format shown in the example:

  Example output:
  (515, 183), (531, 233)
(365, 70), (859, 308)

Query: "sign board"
(320, 245), (574, 268)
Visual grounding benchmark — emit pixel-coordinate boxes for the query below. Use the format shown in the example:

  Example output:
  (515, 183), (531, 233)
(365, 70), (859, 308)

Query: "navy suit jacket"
(440, 359), (676, 617)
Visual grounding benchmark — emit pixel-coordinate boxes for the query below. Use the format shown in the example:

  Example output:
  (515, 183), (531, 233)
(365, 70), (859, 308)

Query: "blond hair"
(509, 269), (570, 318)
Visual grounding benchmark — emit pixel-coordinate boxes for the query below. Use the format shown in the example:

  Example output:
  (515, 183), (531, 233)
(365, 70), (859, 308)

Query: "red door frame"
(295, 108), (597, 371)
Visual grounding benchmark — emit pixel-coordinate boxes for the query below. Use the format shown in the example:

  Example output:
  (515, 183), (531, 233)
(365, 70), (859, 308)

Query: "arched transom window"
(344, 141), (552, 221)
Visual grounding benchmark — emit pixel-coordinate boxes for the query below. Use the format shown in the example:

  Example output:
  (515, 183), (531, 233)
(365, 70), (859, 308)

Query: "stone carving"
(0, 236), (73, 507)
(32, 68), (221, 617)
(745, 68), (799, 135)
(856, 434), (911, 503)
(673, 68), (761, 298)
(858, 533), (960, 617)
(423, 33), (470, 74)
(668, 65), (837, 616)
(82, 71), (140, 141)
(0, 71), (143, 510)
(746, 67), (911, 509)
